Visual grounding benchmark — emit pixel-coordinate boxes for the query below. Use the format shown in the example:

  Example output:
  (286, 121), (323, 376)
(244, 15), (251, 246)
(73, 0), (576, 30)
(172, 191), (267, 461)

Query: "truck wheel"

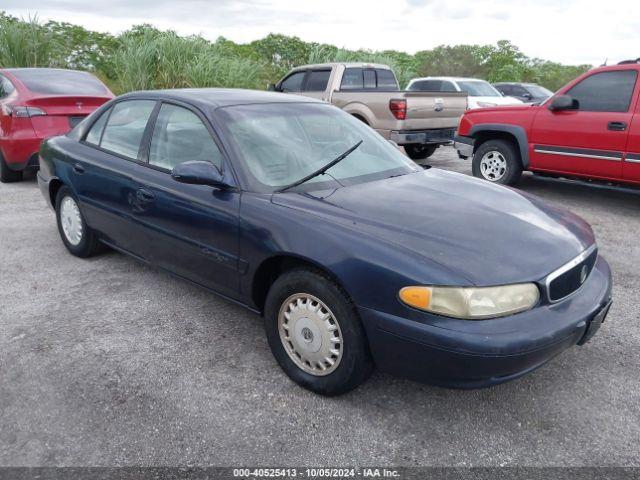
(264, 268), (373, 396)
(472, 139), (522, 185)
(0, 154), (23, 183)
(404, 144), (437, 160)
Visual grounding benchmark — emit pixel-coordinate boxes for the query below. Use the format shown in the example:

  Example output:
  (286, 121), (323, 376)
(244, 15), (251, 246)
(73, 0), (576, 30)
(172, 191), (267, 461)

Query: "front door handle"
(73, 163), (85, 174)
(608, 121), (628, 131)
(136, 188), (155, 202)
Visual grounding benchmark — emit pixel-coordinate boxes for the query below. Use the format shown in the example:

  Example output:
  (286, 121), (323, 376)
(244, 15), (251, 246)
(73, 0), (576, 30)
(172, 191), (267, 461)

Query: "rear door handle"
(608, 121), (627, 131)
(73, 163), (85, 174)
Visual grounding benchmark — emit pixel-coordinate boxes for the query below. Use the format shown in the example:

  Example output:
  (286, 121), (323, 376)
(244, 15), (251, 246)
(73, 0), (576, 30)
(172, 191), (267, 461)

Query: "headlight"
(399, 284), (540, 319)
(476, 101), (498, 108)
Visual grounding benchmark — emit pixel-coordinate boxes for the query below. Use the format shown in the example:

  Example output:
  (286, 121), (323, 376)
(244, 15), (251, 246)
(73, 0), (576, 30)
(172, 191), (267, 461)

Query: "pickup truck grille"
(546, 245), (598, 303)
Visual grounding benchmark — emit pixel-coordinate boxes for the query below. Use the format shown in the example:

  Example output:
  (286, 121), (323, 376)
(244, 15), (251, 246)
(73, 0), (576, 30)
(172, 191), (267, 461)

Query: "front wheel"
(404, 144), (437, 161)
(472, 139), (522, 185)
(264, 269), (373, 396)
(55, 186), (103, 258)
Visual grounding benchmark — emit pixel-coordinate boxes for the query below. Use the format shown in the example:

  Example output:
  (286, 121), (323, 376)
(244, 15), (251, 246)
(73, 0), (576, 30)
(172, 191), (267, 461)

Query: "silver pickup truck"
(270, 62), (468, 160)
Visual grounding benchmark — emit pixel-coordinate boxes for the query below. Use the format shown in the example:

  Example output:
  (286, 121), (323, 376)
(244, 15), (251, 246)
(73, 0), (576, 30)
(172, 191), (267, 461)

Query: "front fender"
(469, 123), (530, 168)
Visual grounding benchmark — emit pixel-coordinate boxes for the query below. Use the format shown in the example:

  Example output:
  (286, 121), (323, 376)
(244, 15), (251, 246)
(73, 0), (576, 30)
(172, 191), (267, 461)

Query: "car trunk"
(25, 95), (111, 137)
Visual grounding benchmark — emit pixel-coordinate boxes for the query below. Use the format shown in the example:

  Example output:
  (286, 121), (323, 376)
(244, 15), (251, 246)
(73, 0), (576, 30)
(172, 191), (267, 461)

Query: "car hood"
(272, 169), (595, 285)
(469, 96), (523, 107)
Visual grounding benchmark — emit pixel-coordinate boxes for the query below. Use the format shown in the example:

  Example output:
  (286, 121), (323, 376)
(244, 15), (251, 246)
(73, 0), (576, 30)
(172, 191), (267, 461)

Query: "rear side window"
(149, 103), (223, 171)
(11, 69), (109, 96)
(341, 68), (364, 90)
(376, 69), (398, 89)
(100, 100), (156, 159)
(280, 72), (305, 92)
(84, 107), (111, 145)
(304, 70), (330, 92)
(0, 75), (15, 98)
(566, 70), (638, 112)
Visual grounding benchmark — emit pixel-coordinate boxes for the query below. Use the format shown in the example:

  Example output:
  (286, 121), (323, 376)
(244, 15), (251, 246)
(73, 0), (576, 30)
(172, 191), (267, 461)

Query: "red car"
(0, 68), (113, 183)
(455, 60), (640, 187)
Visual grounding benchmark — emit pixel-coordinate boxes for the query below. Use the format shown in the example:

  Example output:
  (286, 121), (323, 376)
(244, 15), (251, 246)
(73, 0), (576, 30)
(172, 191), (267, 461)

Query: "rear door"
(133, 101), (241, 297)
(71, 99), (158, 256)
(530, 69), (638, 180)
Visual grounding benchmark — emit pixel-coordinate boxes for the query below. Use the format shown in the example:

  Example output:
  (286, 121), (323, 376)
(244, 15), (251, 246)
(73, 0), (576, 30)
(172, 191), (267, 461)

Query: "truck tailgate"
(403, 91), (468, 130)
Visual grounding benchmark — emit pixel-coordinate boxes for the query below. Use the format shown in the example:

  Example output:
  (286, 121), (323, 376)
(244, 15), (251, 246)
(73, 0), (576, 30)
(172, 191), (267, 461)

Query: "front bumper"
(390, 128), (456, 146)
(454, 135), (475, 159)
(359, 256), (612, 389)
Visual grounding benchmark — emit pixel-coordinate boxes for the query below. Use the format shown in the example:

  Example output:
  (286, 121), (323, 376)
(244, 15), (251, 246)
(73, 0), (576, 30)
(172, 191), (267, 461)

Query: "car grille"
(546, 245), (598, 303)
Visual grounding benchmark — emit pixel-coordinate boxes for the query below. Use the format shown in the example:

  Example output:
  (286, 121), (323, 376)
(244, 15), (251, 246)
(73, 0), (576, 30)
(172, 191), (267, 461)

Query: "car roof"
(120, 88), (325, 108)
(290, 62), (392, 71)
(409, 76), (488, 83)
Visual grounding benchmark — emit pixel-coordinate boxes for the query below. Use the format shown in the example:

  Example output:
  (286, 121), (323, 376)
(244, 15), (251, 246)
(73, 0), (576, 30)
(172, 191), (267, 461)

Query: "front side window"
(217, 103), (419, 192)
(149, 103), (223, 171)
(566, 70), (637, 112)
(304, 70), (330, 92)
(280, 72), (305, 92)
(100, 100), (156, 159)
(84, 107), (111, 145)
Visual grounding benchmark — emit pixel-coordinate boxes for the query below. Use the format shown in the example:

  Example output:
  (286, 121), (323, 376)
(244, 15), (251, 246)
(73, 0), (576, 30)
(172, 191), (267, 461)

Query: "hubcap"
(60, 196), (83, 246)
(278, 293), (343, 376)
(480, 151), (507, 181)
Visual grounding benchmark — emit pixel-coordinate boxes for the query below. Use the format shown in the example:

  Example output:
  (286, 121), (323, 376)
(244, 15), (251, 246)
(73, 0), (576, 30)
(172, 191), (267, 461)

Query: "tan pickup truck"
(270, 62), (468, 160)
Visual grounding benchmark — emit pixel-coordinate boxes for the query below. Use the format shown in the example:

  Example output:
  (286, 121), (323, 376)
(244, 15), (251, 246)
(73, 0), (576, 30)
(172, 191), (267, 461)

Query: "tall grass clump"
(111, 29), (158, 92)
(0, 15), (58, 67)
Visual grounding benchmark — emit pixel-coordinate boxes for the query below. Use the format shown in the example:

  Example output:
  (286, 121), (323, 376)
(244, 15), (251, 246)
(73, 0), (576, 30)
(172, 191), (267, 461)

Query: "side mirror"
(549, 94), (579, 112)
(171, 161), (231, 189)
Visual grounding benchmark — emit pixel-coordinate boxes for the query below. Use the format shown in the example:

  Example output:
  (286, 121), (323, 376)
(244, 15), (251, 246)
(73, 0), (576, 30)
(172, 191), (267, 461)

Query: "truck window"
(304, 70), (331, 92)
(341, 68), (364, 90)
(280, 72), (305, 92)
(363, 70), (376, 89)
(440, 81), (457, 92)
(566, 70), (638, 112)
(376, 69), (399, 90)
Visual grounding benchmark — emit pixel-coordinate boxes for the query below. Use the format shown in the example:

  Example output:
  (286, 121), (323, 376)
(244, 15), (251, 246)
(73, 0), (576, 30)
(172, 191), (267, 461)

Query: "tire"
(472, 139), (523, 186)
(55, 186), (102, 258)
(264, 269), (373, 396)
(0, 153), (23, 183)
(404, 144), (437, 161)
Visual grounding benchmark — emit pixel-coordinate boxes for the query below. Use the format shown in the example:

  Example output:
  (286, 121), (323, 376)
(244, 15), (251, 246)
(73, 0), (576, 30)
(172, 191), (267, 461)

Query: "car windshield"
(11, 69), (110, 96)
(457, 80), (502, 97)
(527, 85), (553, 97)
(217, 103), (420, 193)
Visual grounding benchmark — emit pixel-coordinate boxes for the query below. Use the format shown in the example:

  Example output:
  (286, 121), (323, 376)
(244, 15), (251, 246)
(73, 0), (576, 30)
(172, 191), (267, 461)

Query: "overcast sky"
(4, 0), (639, 66)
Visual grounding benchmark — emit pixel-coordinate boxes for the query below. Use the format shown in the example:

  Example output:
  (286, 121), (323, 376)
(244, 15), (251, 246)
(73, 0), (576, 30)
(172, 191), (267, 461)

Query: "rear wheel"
(55, 186), (102, 258)
(472, 139), (522, 185)
(264, 269), (373, 396)
(404, 144), (437, 161)
(0, 154), (23, 183)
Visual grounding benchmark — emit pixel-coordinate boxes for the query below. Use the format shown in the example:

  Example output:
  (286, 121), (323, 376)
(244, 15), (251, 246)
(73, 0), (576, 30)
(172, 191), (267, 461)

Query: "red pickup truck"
(455, 61), (640, 187)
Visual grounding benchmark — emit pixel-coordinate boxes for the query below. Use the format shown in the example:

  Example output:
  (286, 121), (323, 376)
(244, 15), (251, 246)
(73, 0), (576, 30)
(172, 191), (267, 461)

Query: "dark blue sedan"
(37, 89), (613, 395)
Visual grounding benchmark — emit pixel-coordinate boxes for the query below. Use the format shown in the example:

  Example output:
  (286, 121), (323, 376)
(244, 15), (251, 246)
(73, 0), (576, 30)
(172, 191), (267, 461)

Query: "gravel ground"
(1, 146), (639, 467)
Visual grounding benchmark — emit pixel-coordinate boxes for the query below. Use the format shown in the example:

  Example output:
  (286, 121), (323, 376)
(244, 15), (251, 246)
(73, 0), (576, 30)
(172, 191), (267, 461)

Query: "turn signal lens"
(399, 286), (432, 310)
(399, 284), (540, 320)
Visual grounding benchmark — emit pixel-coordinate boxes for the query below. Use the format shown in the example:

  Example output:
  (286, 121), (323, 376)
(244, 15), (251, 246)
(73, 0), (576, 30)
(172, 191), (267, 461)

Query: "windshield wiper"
(276, 140), (363, 193)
